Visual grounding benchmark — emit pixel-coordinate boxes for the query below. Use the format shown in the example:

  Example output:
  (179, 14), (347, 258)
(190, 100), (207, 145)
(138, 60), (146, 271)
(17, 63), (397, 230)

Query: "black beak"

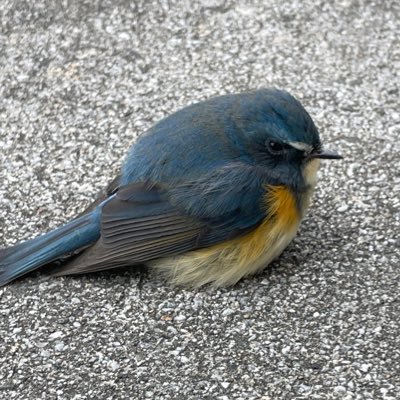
(309, 148), (343, 160)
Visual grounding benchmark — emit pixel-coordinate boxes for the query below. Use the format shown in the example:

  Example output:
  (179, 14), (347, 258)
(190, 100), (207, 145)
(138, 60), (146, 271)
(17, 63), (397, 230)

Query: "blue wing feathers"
(0, 210), (101, 286)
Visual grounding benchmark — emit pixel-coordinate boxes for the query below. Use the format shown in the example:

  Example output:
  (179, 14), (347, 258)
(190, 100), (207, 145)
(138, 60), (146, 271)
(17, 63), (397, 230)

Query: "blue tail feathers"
(0, 209), (101, 286)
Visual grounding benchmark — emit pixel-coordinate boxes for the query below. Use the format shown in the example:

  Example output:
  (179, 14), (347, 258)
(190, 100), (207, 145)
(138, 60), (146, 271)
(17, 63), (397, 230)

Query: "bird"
(0, 88), (342, 287)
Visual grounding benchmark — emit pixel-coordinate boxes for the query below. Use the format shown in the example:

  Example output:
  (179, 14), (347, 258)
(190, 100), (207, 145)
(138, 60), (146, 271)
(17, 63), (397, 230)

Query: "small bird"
(0, 89), (342, 287)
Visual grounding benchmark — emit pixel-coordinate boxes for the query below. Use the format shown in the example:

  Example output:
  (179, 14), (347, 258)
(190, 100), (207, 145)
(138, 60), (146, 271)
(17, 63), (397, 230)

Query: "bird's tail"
(0, 210), (101, 286)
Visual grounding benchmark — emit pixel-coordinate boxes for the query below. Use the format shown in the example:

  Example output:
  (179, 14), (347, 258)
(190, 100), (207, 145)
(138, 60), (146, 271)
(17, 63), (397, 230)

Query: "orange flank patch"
(191, 185), (300, 273)
(226, 185), (300, 267)
(155, 185), (304, 287)
(264, 185), (300, 228)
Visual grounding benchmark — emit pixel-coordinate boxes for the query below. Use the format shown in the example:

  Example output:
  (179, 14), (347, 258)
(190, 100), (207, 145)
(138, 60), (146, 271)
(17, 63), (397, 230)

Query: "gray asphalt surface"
(0, 1), (399, 399)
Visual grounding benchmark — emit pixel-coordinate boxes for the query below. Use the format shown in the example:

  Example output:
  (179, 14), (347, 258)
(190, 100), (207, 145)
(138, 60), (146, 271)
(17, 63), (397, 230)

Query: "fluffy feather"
(152, 184), (315, 287)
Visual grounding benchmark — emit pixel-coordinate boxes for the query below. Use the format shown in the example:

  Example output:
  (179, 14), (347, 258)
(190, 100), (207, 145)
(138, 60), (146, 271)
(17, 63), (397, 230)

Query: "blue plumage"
(121, 89), (320, 186)
(0, 88), (342, 287)
(0, 209), (101, 285)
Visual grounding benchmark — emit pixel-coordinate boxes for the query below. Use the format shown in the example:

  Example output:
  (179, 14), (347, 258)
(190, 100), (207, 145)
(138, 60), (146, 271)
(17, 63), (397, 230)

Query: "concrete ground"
(0, 1), (399, 399)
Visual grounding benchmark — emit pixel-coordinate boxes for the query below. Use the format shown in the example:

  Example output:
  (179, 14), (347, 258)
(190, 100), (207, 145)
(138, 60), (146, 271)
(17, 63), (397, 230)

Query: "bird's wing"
(55, 163), (266, 275)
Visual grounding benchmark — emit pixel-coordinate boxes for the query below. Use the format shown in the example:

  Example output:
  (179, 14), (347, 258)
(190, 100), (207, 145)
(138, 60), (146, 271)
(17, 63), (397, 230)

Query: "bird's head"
(232, 89), (342, 188)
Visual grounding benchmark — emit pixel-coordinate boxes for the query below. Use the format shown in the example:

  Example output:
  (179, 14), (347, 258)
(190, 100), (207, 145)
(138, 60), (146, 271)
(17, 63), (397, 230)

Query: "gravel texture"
(0, 1), (399, 399)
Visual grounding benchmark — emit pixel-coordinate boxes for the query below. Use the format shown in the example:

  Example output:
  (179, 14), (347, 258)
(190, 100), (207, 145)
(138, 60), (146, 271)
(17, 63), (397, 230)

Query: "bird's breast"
(154, 185), (310, 287)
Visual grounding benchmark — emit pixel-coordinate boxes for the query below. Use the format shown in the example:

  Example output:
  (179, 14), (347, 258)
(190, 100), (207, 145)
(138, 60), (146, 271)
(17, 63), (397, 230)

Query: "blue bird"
(0, 89), (342, 287)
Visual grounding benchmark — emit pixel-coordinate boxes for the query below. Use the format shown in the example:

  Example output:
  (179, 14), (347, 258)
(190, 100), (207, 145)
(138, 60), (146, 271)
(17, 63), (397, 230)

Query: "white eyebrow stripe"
(289, 141), (313, 152)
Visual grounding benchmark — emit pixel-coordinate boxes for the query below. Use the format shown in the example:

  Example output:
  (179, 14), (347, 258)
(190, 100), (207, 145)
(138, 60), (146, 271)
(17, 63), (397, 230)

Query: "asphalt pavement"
(0, 1), (399, 399)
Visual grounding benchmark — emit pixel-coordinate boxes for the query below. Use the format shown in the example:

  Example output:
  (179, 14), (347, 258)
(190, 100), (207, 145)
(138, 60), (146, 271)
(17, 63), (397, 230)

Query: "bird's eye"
(266, 140), (289, 155)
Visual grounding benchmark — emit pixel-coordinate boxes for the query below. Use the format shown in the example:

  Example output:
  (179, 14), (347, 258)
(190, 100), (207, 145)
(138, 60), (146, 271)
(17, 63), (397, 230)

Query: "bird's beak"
(309, 148), (343, 160)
